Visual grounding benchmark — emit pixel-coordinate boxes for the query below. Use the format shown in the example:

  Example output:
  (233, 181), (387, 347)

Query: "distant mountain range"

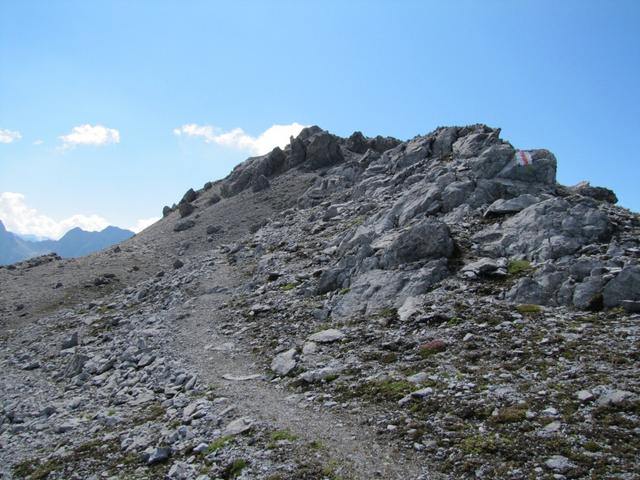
(0, 220), (134, 265)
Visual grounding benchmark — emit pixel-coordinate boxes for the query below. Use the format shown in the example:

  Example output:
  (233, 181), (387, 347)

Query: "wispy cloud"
(173, 122), (306, 155)
(59, 124), (120, 148)
(0, 192), (110, 239)
(129, 216), (159, 233)
(0, 128), (22, 144)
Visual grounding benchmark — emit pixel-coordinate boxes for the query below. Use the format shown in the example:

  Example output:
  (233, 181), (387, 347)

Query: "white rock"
(398, 296), (421, 321)
(221, 373), (261, 381)
(302, 341), (318, 355)
(406, 372), (428, 384)
(576, 390), (594, 402)
(270, 348), (297, 376)
(308, 329), (345, 343)
(300, 366), (340, 383)
(545, 455), (575, 473)
(543, 421), (562, 433)
(597, 389), (635, 407)
(223, 417), (254, 435)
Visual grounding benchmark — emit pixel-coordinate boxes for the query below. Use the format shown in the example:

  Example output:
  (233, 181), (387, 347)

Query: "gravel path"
(171, 255), (428, 479)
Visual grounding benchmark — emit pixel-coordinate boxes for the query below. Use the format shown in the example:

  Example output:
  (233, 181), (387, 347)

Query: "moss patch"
(516, 304), (542, 315)
(507, 260), (532, 275)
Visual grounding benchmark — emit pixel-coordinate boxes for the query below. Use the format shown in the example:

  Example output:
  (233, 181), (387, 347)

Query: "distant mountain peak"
(0, 223), (134, 266)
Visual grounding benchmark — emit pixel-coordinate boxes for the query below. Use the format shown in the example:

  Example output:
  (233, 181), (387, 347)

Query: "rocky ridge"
(1, 124), (639, 479)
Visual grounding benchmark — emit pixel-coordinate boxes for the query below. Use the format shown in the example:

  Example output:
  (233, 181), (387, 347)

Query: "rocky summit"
(1, 124), (638, 480)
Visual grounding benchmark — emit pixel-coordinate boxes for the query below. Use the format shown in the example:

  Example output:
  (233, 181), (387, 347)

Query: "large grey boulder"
(178, 202), (194, 218)
(603, 266), (640, 308)
(431, 127), (459, 158)
(484, 194), (540, 217)
(396, 185), (441, 226)
(497, 149), (557, 185)
(380, 220), (454, 268)
(473, 198), (612, 261)
(441, 181), (475, 212)
(452, 129), (501, 159)
(304, 131), (344, 169)
(573, 276), (605, 309)
(331, 259), (450, 319)
(467, 144), (515, 179)
(180, 188), (197, 204)
(507, 267), (569, 306)
(174, 220), (195, 232)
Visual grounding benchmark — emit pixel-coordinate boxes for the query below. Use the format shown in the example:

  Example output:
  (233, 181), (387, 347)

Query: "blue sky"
(1, 0), (639, 237)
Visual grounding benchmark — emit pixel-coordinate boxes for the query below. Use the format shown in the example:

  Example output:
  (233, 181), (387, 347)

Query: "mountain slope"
(0, 125), (638, 479)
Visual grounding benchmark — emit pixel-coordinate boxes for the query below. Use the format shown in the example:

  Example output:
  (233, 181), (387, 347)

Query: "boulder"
(497, 149), (557, 185)
(452, 130), (499, 158)
(346, 131), (368, 154)
(473, 198), (612, 261)
(572, 276), (604, 310)
(146, 447), (171, 465)
(331, 260), (450, 319)
(181, 188), (197, 204)
(174, 220), (195, 232)
(570, 181), (618, 204)
(484, 194), (540, 217)
(381, 220), (454, 268)
(603, 266), (640, 308)
(252, 174), (270, 192)
(223, 417), (254, 435)
(270, 348), (297, 376)
(178, 202), (194, 218)
(304, 131), (344, 169)
(61, 332), (79, 349)
(308, 329), (345, 343)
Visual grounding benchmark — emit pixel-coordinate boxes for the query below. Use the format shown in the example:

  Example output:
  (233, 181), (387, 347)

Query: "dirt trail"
(171, 255), (428, 480)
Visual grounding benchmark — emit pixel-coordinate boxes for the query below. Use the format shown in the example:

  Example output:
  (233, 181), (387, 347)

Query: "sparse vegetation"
(491, 405), (527, 424)
(507, 260), (532, 275)
(516, 304), (542, 314)
(337, 378), (413, 402)
(224, 459), (247, 478)
(207, 435), (233, 453)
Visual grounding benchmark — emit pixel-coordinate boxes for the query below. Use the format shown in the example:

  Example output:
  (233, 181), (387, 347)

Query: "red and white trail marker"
(515, 150), (533, 166)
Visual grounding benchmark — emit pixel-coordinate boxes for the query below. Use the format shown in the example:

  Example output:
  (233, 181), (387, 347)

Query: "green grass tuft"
(507, 260), (532, 275)
(207, 435), (233, 453)
(516, 304), (542, 314)
(269, 430), (298, 442)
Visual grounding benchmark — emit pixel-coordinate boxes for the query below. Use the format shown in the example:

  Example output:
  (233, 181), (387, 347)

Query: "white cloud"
(33, 139), (44, 145)
(59, 124), (120, 148)
(0, 129), (22, 144)
(130, 216), (159, 233)
(173, 122), (307, 155)
(0, 192), (110, 239)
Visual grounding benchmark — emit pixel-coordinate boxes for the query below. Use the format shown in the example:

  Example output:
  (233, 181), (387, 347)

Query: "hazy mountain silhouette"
(0, 220), (134, 265)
